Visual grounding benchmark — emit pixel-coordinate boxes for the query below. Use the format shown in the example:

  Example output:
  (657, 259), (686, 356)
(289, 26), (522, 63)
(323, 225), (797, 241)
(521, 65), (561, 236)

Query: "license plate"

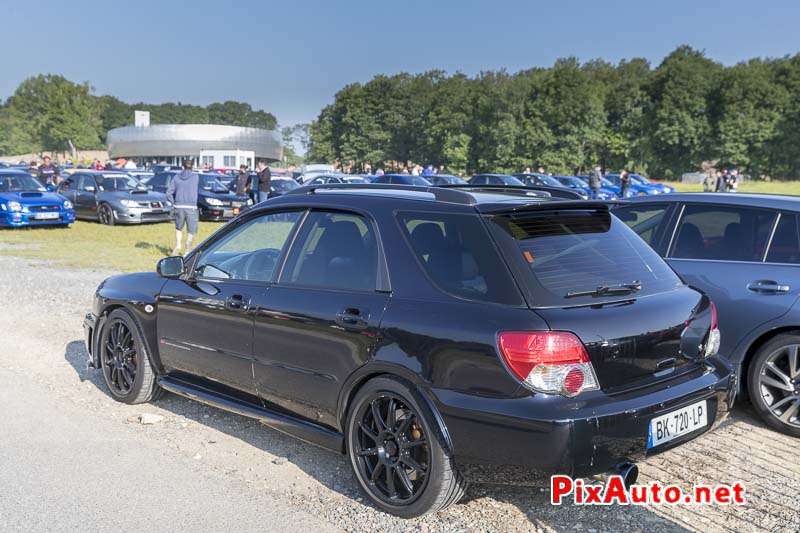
(648, 400), (707, 448)
(223, 209), (233, 217)
(33, 212), (59, 220)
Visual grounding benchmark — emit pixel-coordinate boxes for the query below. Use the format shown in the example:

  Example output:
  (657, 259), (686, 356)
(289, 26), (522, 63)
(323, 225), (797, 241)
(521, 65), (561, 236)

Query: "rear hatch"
(486, 204), (714, 391)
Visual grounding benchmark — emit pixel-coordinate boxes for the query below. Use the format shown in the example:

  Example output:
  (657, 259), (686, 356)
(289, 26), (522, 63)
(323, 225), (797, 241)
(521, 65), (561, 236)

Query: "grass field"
(0, 221), (226, 272)
(2, 180), (799, 273)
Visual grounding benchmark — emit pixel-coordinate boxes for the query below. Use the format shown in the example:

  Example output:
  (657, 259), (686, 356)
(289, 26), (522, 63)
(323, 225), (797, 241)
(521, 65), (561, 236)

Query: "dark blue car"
(614, 193), (800, 436)
(0, 170), (75, 228)
(469, 174), (526, 186)
(147, 171), (253, 221)
(372, 174), (432, 186)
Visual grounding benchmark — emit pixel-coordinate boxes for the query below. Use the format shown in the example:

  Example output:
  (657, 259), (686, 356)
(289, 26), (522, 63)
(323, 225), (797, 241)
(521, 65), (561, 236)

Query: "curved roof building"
(107, 124), (283, 166)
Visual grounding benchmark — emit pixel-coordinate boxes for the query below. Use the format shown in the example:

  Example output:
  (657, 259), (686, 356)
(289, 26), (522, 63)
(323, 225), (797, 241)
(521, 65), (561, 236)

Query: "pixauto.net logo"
(551, 476), (746, 506)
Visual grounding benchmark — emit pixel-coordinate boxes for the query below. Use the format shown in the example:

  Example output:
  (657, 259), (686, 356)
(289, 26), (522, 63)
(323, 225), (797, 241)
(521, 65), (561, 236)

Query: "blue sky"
(3, 0), (800, 127)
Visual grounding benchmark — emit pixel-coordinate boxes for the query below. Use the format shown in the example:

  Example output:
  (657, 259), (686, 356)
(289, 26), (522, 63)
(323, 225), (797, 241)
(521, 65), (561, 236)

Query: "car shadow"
(64, 339), (690, 531)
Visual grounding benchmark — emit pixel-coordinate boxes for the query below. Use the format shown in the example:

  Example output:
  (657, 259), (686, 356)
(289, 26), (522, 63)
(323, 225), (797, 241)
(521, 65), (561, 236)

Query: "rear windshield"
(488, 209), (681, 307)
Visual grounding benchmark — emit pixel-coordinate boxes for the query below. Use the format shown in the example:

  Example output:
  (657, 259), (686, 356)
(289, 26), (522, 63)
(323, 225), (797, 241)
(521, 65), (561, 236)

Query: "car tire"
(98, 203), (115, 226)
(747, 334), (800, 437)
(346, 376), (467, 517)
(99, 308), (162, 404)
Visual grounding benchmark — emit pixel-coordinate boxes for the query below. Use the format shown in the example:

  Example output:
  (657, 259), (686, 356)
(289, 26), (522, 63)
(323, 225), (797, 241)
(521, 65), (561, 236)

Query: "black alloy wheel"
(354, 393), (430, 505)
(102, 320), (138, 396)
(98, 203), (115, 226)
(99, 309), (162, 404)
(346, 377), (467, 517)
(749, 334), (800, 437)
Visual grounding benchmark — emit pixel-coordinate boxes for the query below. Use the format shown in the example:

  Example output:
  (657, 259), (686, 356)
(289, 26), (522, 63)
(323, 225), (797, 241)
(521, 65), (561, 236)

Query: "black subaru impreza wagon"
(84, 184), (735, 517)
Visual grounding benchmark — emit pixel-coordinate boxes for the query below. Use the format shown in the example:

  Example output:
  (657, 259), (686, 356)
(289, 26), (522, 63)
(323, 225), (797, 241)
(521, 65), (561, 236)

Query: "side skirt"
(159, 376), (345, 453)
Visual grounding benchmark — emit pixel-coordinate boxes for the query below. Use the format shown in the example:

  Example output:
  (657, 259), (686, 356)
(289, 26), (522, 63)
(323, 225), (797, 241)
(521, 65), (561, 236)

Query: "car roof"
(622, 192), (800, 211)
(268, 183), (598, 214)
(0, 169), (33, 176)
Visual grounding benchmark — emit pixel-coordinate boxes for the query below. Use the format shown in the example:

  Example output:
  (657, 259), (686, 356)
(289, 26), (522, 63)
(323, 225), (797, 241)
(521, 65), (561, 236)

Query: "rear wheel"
(98, 203), (115, 226)
(346, 377), (467, 517)
(99, 309), (161, 404)
(748, 334), (800, 437)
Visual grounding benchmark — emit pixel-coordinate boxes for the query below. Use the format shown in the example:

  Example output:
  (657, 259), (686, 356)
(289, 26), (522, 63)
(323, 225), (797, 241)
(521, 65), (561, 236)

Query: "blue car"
(0, 170), (75, 228)
(552, 175), (618, 200)
(629, 173), (675, 194)
(614, 193), (800, 437)
(469, 173), (526, 186)
(426, 174), (467, 186)
(604, 174), (658, 196)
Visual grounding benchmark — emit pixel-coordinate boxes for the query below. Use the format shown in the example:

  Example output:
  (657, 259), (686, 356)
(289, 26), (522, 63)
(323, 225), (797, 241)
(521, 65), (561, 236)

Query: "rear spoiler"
(479, 200), (623, 214)
(439, 183), (585, 200)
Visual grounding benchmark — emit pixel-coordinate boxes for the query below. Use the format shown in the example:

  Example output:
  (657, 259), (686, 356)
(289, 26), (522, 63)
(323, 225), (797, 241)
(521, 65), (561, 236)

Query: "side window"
(281, 211), (378, 292)
(670, 205), (775, 262)
(397, 211), (523, 305)
(767, 214), (800, 264)
(75, 176), (87, 190)
(194, 211), (303, 281)
(148, 174), (165, 189)
(614, 204), (670, 248)
(471, 176), (485, 185)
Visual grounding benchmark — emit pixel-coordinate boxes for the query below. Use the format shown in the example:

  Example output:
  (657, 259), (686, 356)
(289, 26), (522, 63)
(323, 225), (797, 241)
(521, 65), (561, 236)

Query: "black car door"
(250, 209), (390, 428)
(156, 210), (305, 398)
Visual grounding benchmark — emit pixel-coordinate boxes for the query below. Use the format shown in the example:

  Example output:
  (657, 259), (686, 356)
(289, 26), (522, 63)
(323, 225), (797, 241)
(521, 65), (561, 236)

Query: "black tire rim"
(99, 205), (112, 225)
(353, 393), (430, 505)
(102, 320), (138, 396)
(758, 344), (800, 427)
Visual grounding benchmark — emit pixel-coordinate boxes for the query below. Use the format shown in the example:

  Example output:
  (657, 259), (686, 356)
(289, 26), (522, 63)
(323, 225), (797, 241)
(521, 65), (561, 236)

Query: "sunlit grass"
(0, 220), (226, 272)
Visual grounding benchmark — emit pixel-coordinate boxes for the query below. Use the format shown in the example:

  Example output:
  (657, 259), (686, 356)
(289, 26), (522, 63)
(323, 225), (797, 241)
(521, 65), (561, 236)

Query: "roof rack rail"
(284, 183), (480, 205)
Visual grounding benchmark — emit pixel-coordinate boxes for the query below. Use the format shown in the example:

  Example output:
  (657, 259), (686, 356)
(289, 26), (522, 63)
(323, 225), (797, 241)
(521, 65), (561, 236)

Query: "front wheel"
(748, 334), (800, 437)
(346, 377), (467, 517)
(98, 203), (115, 226)
(99, 309), (162, 404)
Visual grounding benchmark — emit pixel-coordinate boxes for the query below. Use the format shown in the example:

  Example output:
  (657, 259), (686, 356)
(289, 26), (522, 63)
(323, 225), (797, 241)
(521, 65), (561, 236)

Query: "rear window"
(489, 209), (681, 307)
(397, 211), (523, 305)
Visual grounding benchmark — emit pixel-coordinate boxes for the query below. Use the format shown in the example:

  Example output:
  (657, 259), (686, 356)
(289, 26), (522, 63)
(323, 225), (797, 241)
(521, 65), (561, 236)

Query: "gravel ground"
(0, 255), (798, 532)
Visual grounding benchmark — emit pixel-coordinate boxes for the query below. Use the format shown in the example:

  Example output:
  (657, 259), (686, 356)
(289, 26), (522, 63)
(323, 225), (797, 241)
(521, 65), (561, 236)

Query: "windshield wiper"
(565, 281), (642, 299)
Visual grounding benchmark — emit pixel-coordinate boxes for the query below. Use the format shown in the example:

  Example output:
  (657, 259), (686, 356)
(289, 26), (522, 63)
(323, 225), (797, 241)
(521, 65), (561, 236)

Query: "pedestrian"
(537, 166), (546, 174)
(401, 167), (410, 175)
(411, 165), (420, 176)
(728, 169), (739, 193)
(588, 166), (603, 199)
(704, 171), (716, 192)
(37, 156), (61, 187)
(256, 160), (272, 203)
(422, 164), (434, 176)
(716, 169), (728, 192)
(167, 159), (199, 256)
(364, 163), (372, 175)
(104, 160), (113, 170)
(235, 164), (251, 196)
(437, 165), (444, 174)
(375, 168), (385, 176)
(619, 169), (631, 198)
(524, 167), (532, 174)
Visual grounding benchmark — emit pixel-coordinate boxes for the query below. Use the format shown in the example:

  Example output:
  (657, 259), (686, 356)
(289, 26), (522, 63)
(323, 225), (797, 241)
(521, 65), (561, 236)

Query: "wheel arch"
(94, 301), (162, 373)
(337, 363), (454, 455)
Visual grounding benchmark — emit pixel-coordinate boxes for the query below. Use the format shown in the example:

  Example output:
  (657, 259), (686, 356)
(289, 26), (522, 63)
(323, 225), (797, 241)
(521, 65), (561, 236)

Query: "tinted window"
(282, 211), (378, 292)
(148, 174), (167, 188)
(489, 210), (681, 307)
(614, 204), (670, 246)
(195, 211), (303, 282)
(767, 214), (800, 264)
(671, 205), (775, 262)
(397, 212), (523, 305)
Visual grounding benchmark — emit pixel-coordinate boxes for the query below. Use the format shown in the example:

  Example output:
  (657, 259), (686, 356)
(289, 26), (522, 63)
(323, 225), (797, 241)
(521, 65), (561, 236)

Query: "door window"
(281, 211), (378, 292)
(766, 214), (800, 264)
(194, 211), (303, 282)
(670, 205), (775, 262)
(614, 204), (670, 247)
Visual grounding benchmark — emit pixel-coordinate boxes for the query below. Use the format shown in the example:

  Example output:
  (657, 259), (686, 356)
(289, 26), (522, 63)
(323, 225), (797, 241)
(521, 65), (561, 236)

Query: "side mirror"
(157, 256), (185, 278)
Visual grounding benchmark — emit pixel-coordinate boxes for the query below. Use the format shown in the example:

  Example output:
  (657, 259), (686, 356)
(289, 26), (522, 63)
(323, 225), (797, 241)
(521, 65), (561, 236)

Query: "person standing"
(167, 159), (200, 256)
(256, 161), (272, 203)
(37, 156), (61, 187)
(619, 169), (631, 198)
(716, 169), (728, 192)
(235, 164), (251, 196)
(728, 169), (739, 193)
(588, 166), (603, 199)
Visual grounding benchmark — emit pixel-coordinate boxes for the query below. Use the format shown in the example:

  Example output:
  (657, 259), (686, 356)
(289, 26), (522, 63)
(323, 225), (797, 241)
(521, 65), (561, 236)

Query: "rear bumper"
(0, 210), (75, 227)
(433, 357), (736, 483)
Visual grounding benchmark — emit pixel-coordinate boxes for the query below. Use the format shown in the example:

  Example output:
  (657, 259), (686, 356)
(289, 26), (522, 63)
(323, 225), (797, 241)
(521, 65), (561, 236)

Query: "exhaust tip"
(616, 462), (638, 489)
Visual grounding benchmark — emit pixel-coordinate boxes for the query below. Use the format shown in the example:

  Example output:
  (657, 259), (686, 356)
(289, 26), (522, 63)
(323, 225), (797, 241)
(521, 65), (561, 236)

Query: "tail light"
(498, 331), (600, 397)
(704, 301), (721, 358)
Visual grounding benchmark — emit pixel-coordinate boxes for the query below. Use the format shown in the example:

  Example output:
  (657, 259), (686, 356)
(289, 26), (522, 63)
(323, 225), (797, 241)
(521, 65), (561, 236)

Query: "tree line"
(0, 74), (278, 156)
(308, 46), (800, 179)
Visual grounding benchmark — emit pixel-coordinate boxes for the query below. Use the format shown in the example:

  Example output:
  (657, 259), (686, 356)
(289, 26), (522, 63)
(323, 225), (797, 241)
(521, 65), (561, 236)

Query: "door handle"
(747, 280), (790, 294)
(225, 294), (251, 312)
(335, 307), (369, 330)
